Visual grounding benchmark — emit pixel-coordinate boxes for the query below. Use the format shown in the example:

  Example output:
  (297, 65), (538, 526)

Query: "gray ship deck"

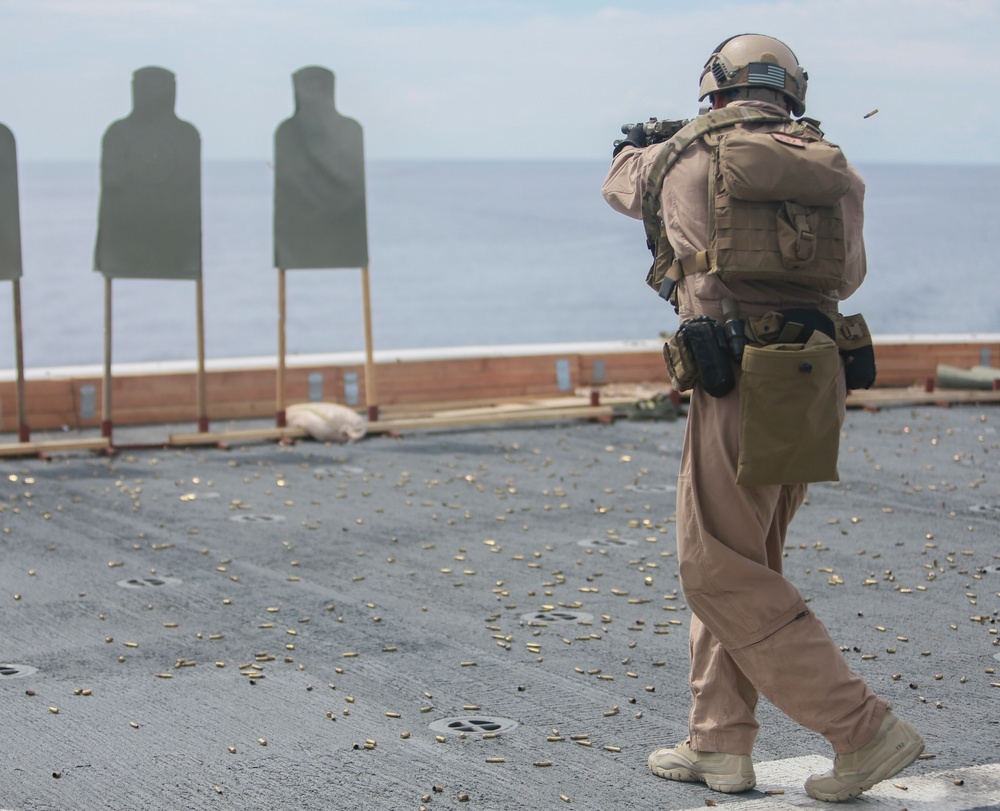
(1, 405), (999, 810)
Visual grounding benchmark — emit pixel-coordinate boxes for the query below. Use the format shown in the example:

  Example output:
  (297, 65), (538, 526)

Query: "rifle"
(613, 117), (690, 151)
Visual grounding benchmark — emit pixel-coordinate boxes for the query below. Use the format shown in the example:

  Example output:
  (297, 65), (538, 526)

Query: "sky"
(1, 0), (998, 165)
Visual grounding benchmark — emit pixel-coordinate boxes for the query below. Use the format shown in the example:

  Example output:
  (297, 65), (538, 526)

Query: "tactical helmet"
(698, 34), (808, 116)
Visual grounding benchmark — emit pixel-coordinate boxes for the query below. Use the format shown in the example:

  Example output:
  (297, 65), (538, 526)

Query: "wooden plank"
(170, 403), (613, 445)
(0, 437), (110, 457)
(411, 396), (600, 419)
(848, 388), (1000, 407)
(169, 426), (309, 446)
(371, 386), (654, 416)
(365, 405), (614, 433)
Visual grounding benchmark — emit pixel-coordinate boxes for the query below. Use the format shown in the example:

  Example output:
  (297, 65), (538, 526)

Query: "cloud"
(0, 0), (997, 163)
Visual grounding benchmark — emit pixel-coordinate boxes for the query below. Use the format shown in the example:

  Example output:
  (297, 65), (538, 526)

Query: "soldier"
(602, 34), (924, 802)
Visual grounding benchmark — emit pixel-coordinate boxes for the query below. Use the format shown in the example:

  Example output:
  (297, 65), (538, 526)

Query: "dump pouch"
(737, 331), (841, 486)
(663, 317), (735, 398)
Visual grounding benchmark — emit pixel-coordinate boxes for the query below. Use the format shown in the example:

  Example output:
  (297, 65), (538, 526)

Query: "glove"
(612, 122), (647, 157)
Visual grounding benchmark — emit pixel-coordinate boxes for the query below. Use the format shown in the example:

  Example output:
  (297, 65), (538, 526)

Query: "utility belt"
(663, 307), (876, 486)
(664, 308), (875, 395)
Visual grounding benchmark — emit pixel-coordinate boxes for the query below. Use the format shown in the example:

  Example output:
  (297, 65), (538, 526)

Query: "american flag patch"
(748, 62), (786, 89)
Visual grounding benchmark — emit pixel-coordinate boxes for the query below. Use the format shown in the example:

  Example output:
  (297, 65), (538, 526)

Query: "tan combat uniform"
(602, 99), (887, 757)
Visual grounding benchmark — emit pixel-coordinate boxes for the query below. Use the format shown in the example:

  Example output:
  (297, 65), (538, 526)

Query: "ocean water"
(1, 159), (998, 369)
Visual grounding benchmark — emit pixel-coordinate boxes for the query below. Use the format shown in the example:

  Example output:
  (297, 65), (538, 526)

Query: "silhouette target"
(95, 66), (201, 280)
(274, 66), (368, 269)
(0, 123), (22, 281)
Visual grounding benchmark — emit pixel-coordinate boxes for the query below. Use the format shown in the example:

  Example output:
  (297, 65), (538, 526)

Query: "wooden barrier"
(1, 337), (998, 435)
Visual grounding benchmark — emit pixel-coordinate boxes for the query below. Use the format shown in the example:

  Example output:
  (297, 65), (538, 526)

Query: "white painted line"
(671, 757), (1000, 810)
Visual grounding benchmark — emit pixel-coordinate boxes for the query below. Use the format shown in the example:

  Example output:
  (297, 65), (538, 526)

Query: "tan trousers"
(677, 381), (887, 756)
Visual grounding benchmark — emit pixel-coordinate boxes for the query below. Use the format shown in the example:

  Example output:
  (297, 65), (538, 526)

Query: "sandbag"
(286, 402), (366, 442)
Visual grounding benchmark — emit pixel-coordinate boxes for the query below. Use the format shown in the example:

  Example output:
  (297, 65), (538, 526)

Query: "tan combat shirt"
(601, 100), (867, 324)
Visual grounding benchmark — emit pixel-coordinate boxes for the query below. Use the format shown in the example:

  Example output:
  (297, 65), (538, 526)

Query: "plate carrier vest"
(640, 107), (852, 307)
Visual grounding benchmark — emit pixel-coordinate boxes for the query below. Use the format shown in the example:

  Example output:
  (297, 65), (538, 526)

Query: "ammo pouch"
(737, 330), (841, 486)
(645, 226), (676, 295)
(745, 308), (876, 391)
(746, 308), (835, 347)
(834, 312), (877, 390)
(663, 316), (734, 398)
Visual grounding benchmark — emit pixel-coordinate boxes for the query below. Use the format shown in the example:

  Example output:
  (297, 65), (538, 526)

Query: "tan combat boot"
(805, 709), (924, 802)
(648, 740), (756, 793)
